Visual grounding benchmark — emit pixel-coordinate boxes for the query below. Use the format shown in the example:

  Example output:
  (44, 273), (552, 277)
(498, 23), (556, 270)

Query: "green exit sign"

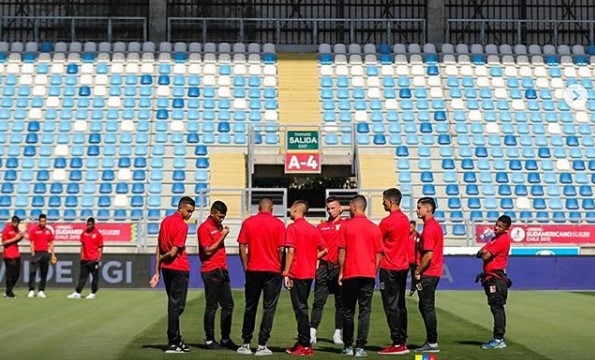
(287, 130), (319, 150)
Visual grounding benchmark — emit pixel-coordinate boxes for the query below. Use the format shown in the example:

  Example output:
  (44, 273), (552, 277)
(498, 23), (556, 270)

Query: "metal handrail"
(0, 16), (148, 42)
(446, 19), (595, 46)
(167, 17), (426, 45)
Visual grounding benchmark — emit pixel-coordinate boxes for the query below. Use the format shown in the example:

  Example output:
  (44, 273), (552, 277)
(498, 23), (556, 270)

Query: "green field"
(1, 289), (594, 359)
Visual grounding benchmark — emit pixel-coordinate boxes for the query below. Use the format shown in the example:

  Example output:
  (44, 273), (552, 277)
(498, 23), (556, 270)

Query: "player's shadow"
(141, 344), (167, 351)
(457, 340), (484, 346)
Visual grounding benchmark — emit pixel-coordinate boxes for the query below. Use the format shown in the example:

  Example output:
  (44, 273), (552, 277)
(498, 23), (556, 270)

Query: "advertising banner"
(475, 224), (595, 245)
(510, 247), (580, 256)
(0, 254), (151, 288)
(24, 222), (135, 242)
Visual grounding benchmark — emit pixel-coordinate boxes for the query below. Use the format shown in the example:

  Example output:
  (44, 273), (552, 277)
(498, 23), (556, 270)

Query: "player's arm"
(338, 247), (346, 285)
(282, 246), (295, 289)
(2, 231), (23, 246)
(415, 250), (433, 279)
(317, 248), (328, 259)
(202, 226), (229, 256)
(97, 233), (104, 261)
(29, 232), (35, 256)
(239, 244), (248, 272)
(150, 245), (161, 287)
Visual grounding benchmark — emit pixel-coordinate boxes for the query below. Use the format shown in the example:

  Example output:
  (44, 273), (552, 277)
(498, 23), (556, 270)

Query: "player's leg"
(310, 263), (329, 342)
(219, 269), (235, 345)
(241, 271), (263, 345)
(202, 270), (220, 345)
(340, 278), (358, 351)
(415, 276), (440, 352)
(379, 268), (400, 344)
(38, 252), (50, 292)
(290, 279), (313, 348)
(28, 253), (40, 292)
(395, 269), (409, 344)
(89, 261), (100, 295)
(355, 278), (375, 350)
(75, 260), (91, 293)
(258, 272), (282, 347)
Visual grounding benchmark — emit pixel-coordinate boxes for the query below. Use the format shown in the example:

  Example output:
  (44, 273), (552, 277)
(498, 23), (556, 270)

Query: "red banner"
(284, 153), (321, 173)
(475, 224), (595, 245)
(25, 223), (134, 242)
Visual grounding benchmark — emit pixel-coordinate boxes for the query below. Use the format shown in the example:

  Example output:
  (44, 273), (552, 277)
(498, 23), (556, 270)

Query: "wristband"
(282, 271), (289, 277)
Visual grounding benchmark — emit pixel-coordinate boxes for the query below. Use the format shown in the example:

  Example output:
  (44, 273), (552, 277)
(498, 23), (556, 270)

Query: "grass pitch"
(0, 289), (593, 359)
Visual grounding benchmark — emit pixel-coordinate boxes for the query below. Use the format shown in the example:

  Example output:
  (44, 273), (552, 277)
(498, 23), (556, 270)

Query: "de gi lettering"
(13, 260), (134, 284)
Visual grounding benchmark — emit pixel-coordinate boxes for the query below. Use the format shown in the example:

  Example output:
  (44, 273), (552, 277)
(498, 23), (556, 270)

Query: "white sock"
(206, 340), (213, 345)
(429, 343), (438, 347)
(334, 329), (342, 336)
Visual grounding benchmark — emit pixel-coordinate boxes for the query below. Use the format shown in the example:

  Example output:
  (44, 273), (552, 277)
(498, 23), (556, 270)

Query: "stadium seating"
(319, 42), (595, 233)
(0, 42), (278, 233)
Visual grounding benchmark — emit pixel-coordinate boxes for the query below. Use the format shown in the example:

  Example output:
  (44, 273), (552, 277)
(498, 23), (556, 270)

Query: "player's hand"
(149, 274), (160, 288)
(338, 273), (343, 286)
(51, 255), (58, 265)
(284, 276), (293, 290)
(414, 272), (421, 281)
(222, 226), (230, 236)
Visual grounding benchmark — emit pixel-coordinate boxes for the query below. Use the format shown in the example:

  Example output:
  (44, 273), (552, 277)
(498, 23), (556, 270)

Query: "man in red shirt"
(414, 197), (443, 353)
(283, 200), (327, 356)
(198, 201), (237, 351)
(338, 195), (383, 357)
(236, 197), (286, 356)
(408, 220), (420, 296)
(67, 218), (104, 300)
(27, 214), (56, 298)
(310, 196), (345, 346)
(476, 215), (512, 350)
(2, 216), (24, 298)
(378, 188), (411, 355)
(149, 196), (195, 354)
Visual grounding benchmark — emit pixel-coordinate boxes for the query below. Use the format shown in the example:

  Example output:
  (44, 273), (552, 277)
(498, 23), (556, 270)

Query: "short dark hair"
(178, 196), (196, 208)
(497, 215), (512, 228)
(383, 188), (402, 205)
(417, 197), (436, 214)
(293, 200), (310, 212)
(325, 196), (340, 204)
(86, 217), (95, 224)
(350, 194), (367, 211)
(39, 214), (47, 220)
(11, 215), (20, 223)
(211, 201), (228, 214)
(410, 220), (417, 226)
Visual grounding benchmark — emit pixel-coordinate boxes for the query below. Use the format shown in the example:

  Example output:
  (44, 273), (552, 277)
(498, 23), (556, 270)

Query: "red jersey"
(237, 211), (286, 272)
(29, 224), (55, 252)
(317, 218), (344, 263)
(409, 231), (419, 264)
(418, 217), (444, 277)
(158, 212), (190, 272)
(338, 215), (383, 280)
(198, 217), (228, 273)
(286, 218), (326, 279)
(482, 232), (511, 275)
(80, 228), (104, 261)
(2, 224), (21, 259)
(379, 209), (410, 271)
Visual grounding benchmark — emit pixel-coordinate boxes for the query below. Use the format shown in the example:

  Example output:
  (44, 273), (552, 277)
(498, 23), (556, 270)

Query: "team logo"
(510, 227), (525, 242)
(489, 285), (496, 293)
(335, 224), (341, 231)
(379, 282), (385, 290)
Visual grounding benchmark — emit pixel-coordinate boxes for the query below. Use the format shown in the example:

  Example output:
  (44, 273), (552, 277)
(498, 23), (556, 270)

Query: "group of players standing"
(2, 214), (105, 299)
(149, 189), (513, 356)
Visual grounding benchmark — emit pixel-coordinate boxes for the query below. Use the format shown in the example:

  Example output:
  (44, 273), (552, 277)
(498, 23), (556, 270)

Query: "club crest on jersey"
(335, 224), (341, 230)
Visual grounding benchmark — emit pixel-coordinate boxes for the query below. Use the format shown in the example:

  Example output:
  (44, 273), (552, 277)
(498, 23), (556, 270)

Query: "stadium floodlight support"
(0, 16), (147, 42)
(446, 18), (595, 46)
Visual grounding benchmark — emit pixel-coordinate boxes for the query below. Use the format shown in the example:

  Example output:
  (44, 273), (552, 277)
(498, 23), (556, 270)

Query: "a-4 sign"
(284, 153), (321, 173)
